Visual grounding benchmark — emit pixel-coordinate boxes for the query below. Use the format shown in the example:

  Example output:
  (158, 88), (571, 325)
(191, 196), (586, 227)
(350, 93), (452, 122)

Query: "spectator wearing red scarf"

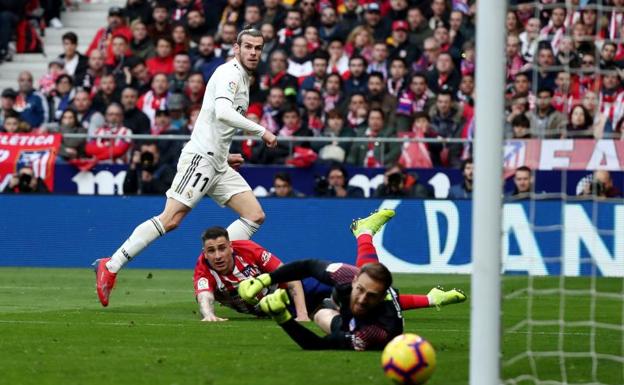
(598, 71), (623, 126)
(346, 108), (388, 168)
(506, 35), (526, 82)
(260, 87), (287, 135)
(258, 50), (298, 102)
(395, 72), (435, 133)
(570, 53), (602, 97)
(552, 71), (577, 114)
(276, 8), (303, 49)
(85, 103), (133, 164)
(300, 89), (325, 137)
(137, 73), (170, 127)
(426, 52), (461, 95)
(539, 5), (566, 54)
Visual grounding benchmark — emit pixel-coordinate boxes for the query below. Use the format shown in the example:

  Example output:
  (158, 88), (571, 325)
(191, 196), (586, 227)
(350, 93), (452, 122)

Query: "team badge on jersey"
(241, 265), (260, 277)
(197, 277), (210, 290)
(228, 81), (237, 94)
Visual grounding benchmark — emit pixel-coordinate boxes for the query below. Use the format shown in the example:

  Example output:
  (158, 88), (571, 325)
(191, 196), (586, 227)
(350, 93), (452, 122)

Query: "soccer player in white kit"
(94, 28), (278, 307)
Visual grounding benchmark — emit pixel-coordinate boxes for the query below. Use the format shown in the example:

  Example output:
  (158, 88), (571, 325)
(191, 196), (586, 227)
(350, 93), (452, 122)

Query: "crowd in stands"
(1, 0), (624, 185)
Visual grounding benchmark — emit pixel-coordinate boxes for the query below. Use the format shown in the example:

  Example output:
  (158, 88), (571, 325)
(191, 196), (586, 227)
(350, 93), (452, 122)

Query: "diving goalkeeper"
(238, 209), (466, 351)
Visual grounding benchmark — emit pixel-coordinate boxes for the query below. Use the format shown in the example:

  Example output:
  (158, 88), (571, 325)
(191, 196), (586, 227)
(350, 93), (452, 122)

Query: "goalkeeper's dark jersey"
(269, 259), (404, 351)
(332, 276), (404, 350)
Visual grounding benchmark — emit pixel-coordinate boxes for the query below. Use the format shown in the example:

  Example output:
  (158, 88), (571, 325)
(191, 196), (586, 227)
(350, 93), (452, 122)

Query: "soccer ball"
(381, 333), (437, 385)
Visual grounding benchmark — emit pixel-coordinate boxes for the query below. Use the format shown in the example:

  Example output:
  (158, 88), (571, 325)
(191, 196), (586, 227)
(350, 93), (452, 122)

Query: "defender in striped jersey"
(94, 27), (278, 307)
(193, 227), (329, 321)
(239, 209), (467, 351)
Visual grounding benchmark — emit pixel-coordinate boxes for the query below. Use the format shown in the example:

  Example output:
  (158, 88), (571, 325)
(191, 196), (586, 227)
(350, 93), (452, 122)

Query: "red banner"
(503, 139), (624, 177)
(0, 133), (62, 191)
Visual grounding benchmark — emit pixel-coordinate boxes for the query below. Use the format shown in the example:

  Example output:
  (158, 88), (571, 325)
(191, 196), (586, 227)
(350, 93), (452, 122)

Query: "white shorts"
(166, 152), (251, 208)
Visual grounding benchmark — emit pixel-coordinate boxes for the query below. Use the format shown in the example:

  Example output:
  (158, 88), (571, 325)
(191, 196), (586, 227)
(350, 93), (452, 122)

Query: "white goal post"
(470, 0), (506, 384)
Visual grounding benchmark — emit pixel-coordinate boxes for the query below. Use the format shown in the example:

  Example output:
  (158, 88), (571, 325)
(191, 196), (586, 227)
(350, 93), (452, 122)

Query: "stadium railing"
(59, 133), (474, 166)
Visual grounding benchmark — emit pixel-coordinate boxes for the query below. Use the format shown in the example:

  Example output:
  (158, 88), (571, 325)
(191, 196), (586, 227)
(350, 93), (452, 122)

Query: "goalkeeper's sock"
(107, 217), (165, 273)
(227, 217), (260, 240)
(399, 294), (431, 310)
(355, 234), (379, 267)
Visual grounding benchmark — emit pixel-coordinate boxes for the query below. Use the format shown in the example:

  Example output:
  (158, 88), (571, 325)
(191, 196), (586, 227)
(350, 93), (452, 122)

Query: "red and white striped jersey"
(193, 240), (283, 315)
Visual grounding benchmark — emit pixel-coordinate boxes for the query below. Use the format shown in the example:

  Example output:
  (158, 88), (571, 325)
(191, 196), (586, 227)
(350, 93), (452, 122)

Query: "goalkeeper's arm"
(239, 259), (332, 304)
(269, 259), (333, 285)
(278, 318), (355, 350)
(286, 280), (310, 321)
(258, 289), (353, 350)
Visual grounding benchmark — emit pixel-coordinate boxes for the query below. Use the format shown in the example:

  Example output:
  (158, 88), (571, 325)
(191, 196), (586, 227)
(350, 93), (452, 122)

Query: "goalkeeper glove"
(238, 273), (272, 304)
(259, 289), (292, 324)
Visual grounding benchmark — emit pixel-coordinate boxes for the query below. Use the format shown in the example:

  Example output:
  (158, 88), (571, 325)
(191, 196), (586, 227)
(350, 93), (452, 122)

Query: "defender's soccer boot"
(427, 286), (467, 310)
(93, 258), (117, 307)
(351, 209), (396, 237)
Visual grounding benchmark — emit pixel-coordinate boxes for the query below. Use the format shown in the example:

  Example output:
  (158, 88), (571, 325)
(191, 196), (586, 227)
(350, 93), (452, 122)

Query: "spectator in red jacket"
(146, 37), (175, 76)
(85, 103), (133, 164)
(395, 111), (433, 169)
(86, 7), (132, 60)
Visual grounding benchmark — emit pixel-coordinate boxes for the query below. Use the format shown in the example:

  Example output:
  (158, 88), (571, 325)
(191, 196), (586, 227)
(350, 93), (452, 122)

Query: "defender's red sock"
(356, 234), (378, 267)
(399, 294), (431, 310)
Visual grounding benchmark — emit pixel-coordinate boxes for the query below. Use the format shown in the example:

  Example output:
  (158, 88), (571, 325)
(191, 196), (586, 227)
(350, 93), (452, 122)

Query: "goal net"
(500, 2), (624, 384)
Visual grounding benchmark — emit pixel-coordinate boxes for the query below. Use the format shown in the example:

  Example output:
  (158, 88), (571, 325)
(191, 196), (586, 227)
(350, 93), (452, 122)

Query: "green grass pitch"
(0, 268), (621, 385)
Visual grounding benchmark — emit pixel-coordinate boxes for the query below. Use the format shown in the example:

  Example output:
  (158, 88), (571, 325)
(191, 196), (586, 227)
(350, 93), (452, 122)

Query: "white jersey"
(184, 59), (251, 171)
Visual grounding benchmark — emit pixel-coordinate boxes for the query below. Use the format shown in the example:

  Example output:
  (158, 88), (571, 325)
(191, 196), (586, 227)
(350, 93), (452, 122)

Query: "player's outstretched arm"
(269, 259), (334, 285)
(281, 320), (370, 350)
(259, 290), (355, 350)
(197, 291), (228, 322)
(286, 281), (310, 322)
(239, 260), (332, 304)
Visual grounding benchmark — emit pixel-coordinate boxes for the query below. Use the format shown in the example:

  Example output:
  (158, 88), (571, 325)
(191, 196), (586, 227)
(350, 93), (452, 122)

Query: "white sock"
(106, 217), (166, 273)
(226, 217), (260, 240)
